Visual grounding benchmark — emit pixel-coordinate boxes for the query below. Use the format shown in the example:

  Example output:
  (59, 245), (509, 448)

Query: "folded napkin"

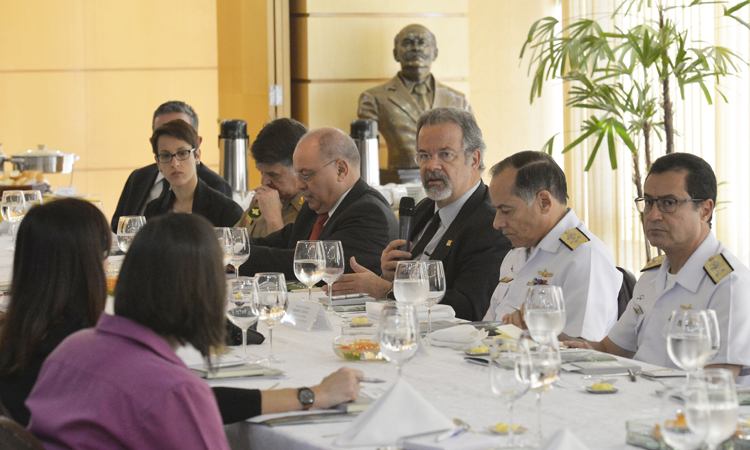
(426, 325), (488, 350)
(333, 378), (453, 447)
(366, 302), (456, 322)
(538, 428), (591, 450)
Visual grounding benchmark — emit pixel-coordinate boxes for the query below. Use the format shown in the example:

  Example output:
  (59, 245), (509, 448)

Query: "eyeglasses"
(156, 148), (196, 163)
(414, 151), (460, 166)
(634, 197), (706, 213)
(294, 159), (337, 182)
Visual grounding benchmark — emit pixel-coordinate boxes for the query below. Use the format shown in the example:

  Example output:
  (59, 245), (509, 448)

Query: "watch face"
(298, 388), (314, 406)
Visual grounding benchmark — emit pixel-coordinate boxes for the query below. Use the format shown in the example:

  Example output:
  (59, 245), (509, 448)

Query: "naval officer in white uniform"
(483, 151), (621, 341)
(569, 153), (750, 379)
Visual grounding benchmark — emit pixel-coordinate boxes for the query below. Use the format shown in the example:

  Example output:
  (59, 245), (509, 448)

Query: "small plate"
(487, 425), (528, 435)
(585, 386), (619, 394)
(464, 350), (489, 357)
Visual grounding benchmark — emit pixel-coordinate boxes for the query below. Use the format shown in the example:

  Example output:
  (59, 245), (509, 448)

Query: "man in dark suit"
(329, 108), (512, 321)
(238, 127), (398, 280)
(358, 24), (472, 171)
(110, 100), (232, 232)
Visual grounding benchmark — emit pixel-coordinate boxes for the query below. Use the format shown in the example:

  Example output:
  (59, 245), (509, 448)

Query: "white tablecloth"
(213, 291), (750, 450)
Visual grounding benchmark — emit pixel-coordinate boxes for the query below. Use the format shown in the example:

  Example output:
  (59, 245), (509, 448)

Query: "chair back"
(616, 266), (637, 319)
(0, 417), (45, 450)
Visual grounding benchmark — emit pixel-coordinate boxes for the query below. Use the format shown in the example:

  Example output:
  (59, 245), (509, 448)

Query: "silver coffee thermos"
(351, 119), (379, 186)
(218, 120), (249, 192)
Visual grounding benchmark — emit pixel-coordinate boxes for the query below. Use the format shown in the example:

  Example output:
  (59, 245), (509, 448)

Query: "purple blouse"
(27, 314), (230, 450)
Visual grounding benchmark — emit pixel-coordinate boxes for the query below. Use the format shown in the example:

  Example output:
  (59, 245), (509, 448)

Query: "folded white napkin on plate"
(426, 325), (488, 350)
(366, 302), (456, 322)
(538, 428), (591, 450)
(333, 378), (453, 448)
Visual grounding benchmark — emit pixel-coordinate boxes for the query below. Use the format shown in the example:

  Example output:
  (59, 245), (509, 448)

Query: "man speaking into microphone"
(327, 108), (511, 320)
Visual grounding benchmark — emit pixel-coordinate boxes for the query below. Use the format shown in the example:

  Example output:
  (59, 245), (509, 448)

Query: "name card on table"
(281, 298), (332, 332)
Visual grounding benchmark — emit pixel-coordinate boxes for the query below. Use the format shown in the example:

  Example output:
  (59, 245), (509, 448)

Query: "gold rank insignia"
(704, 253), (734, 284)
(559, 227), (590, 251)
(446, 240), (452, 247)
(641, 254), (665, 272)
(680, 304), (693, 310)
(538, 269), (553, 277)
(499, 277), (514, 283)
(249, 207), (261, 218)
(298, 196), (305, 206)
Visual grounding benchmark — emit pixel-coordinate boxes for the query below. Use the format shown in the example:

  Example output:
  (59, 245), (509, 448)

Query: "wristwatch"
(297, 387), (314, 410)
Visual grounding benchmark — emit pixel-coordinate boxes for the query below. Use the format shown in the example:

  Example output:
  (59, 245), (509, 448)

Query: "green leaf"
(541, 134), (558, 155)
(607, 122), (618, 169)
(585, 131), (607, 171)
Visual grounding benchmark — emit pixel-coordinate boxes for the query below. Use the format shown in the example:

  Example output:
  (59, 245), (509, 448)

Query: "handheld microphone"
(398, 197), (415, 252)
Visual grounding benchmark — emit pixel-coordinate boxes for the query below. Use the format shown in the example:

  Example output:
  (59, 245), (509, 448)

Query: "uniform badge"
(446, 240), (452, 247)
(559, 227), (590, 251)
(527, 278), (548, 286)
(641, 254), (665, 272)
(680, 304), (693, 310)
(249, 207), (261, 218)
(704, 253), (734, 284)
(499, 277), (514, 283)
(538, 269), (553, 277)
(298, 196), (305, 206)
(633, 305), (644, 315)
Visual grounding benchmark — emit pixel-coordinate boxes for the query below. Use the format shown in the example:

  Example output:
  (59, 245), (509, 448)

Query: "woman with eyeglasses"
(0, 199), (111, 426)
(144, 119), (243, 227)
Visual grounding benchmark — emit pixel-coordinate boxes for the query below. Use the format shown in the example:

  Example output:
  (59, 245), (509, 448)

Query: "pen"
(357, 377), (386, 383)
(331, 293), (368, 300)
(434, 424), (468, 442)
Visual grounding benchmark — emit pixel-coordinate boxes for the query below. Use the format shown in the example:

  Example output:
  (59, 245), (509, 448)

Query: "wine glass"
(705, 309), (721, 361)
(659, 381), (710, 450)
(117, 216), (146, 253)
(523, 285), (565, 345)
(377, 302), (419, 377)
(293, 240), (325, 302)
(518, 330), (561, 443)
(321, 241), (344, 314)
(23, 190), (43, 210)
(214, 227), (233, 267)
(666, 310), (712, 379)
(254, 272), (288, 364)
(424, 261), (445, 338)
(393, 261), (428, 305)
(490, 337), (531, 448)
(2, 191), (27, 251)
(225, 277), (259, 361)
(701, 369), (739, 450)
(228, 227), (250, 279)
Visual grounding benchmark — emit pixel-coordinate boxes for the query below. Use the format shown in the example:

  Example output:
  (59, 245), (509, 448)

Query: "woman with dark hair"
(27, 214), (361, 449)
(144, 119), (243, 227)
(0, 198), (110, 426)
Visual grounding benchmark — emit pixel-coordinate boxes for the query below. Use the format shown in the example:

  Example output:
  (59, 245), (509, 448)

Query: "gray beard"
(422, 172), (452, 202)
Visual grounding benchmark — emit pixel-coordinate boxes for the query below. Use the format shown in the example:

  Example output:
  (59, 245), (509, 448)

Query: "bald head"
(300, 127), (361, 169)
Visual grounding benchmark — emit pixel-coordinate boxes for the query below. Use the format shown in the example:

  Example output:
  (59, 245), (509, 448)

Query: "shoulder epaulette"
(704, 253), (734, 284)
(641, 254), (665, 272)
(559, 227), (590, 251)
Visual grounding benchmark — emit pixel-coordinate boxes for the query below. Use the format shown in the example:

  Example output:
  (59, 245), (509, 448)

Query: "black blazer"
(143, 177), (243, 227)
(240, 178), (399, 280)
(410, 181), (512, 321)
(111, 163), (232, 232)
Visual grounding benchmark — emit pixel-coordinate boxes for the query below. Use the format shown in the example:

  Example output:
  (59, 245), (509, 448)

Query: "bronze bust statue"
(358, 24), (472, 173)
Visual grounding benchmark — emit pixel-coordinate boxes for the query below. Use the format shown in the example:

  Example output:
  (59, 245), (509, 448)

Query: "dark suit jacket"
(111, 163), (232, 232)
(143, 178), (243, 228)
(358, 75), (472, 170)
(410, 181), (512, 321)
(240, 178), (398, 280)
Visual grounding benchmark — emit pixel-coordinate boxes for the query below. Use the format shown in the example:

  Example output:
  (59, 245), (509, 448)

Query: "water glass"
(214, 227), (233, 266)
(293, 240), (325, 302)
(229, 227), (250, 278)
(666, 310), (712, 376)
(117, 216), (146, 253)
(254, 272), (288, 364)
(225, 277), (259, 361)
(705, 309), (721, 361)
(518, 330), (561, 443)
(321, 241), (344, 314)
(523, 285), (565, 345)
(659, 380), (710, 450)
(393, 261), (428, 305)
(424, 261), (445, 337)
(23, 190), (43, 210)
(701, 369), (739, 450)
(490, 338), (531, 447)
(377, 302), (419, 377)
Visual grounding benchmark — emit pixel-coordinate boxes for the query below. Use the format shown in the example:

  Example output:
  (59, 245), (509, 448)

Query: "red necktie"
(309, 213), (329, 240)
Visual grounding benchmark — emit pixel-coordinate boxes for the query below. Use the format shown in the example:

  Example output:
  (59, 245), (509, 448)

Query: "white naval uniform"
(608, 232), (750, 371)
(483, 209), (621, 341)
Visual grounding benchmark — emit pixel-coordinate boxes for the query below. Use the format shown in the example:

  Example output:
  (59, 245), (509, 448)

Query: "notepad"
(191, 363), (283, 379)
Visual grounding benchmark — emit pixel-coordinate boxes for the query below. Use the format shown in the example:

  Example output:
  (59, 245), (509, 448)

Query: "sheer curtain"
(560, 0), (750, 274)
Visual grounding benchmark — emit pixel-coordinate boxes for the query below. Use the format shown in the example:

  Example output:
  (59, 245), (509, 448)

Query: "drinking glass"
(393, 261), (428, 305)
(320, 241), (344, 314)
(2, 191), (26, 251)
(705, 309), (721, 361)
(254, 272), (288, 364)
(518, 330), (561, 443)
(225, 277), (259, 361)
(523, 285), (565, 345)
(666, 310), (712, 378)
(701, 369), (739, 450)
(377, 302), (419, 377)
(214, 227), (233, 266)
(23, 190), (43, 210)
(490, 337), (531, 448)
(424, 261), (446, 338)
(293, 240), (325, 302)
(228, 227), (250, 279)
(659, 380), (710, 450)
(117, 216), (146, 253)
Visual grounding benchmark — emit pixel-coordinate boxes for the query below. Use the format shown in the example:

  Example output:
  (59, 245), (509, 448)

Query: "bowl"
(332, 335), (384, 362)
